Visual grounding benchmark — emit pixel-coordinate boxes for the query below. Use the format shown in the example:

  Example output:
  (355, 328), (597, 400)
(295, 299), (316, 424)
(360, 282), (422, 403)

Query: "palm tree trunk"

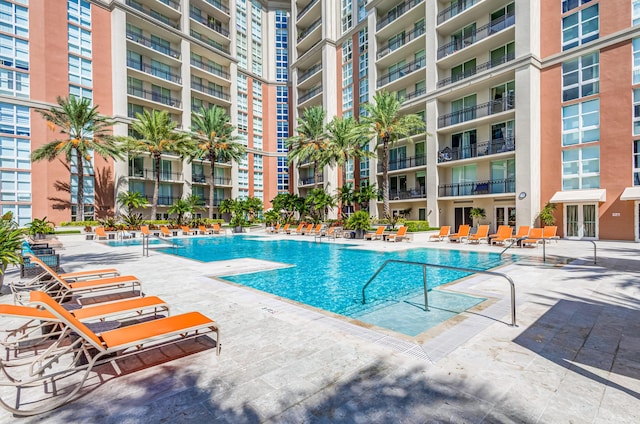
(152, 154), (160, 219)
(209, 155), (216, 219)
(381, 138), (390, 219)
(313, 161), (319, 189)
(76, 150), (85, 222)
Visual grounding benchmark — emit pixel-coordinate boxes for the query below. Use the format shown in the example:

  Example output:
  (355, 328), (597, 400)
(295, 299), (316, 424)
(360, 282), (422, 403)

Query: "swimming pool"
(111, 236), (507, 335)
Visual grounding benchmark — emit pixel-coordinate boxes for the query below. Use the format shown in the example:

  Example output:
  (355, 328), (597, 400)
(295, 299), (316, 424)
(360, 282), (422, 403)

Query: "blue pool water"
(124, 236), (508, 327)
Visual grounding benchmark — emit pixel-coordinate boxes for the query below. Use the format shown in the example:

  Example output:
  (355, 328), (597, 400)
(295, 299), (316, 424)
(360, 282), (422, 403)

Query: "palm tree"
(325, 116), (373, 182)
(190, 106), (246, 218)
(287, 106), (327, 189)
(32, 96), (123, 221)
(305, 187), (336, 223)
(116, 191), (149, 214)
(168, 195), (203, 225)
(361, 91), (426, 219)
(122, 110), (190, 219)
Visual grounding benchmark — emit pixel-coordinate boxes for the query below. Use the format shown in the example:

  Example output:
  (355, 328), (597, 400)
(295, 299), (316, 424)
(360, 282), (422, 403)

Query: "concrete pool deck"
(1, 232), (639, 423)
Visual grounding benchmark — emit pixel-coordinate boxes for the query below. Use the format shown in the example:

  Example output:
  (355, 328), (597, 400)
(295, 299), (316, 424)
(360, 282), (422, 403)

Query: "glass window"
(562, 4), (599, 51)
(0, 69), (28, 98)
(634, 140), (640, 185)
(634, 89), (640, 136)
(342, 0), (352, 33)
(69, 54), (92, 86)
(562, 99), (599, 146)
(562, 51), (599, 101)
(68, 24), (92, 57)
(562, 145), (600, 189)
(0, 1), (29, 36)
(634, 0), (640, 25)
(359, 51), (368, 78)
(562, 0), (593, 13)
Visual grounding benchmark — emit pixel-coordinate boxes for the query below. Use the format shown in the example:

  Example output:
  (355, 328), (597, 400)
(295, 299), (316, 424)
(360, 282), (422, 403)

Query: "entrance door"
(454, 207), (472, 230)
(565, 204), (598, 239)
(495, 206), (516, 231)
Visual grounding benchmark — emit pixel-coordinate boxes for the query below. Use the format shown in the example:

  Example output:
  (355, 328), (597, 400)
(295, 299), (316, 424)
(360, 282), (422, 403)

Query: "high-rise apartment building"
(1, 0), (639, 241)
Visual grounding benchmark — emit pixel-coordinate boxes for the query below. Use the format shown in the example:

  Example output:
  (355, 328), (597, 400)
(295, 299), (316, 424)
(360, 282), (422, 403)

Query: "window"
(0, 1), (29, 36)
(2, 204), (30, 226)
(342, 62), (352, 86)
(562, 99), (599, 146)
(359, 77), (368, 103)
(634, 89), (640, 135)
(69, 85), (92, 101)
(237, 73), (248, 92)
(68, 24), (91, 57)
(359, 27), (368, 52)
(342, 39), (352, 63)
(562, 145), (600, 189)
(238, 93), (248, 112)
(342, 86), (353, 113)
(237, 112), (248, 131)
(634, 140), (640, 185)
(358, 0), (366, 23)
(562, 4), (598, 51)
(253, 116), (262, 134)
(359, 51), (368, 78)
(0, 34), (29, 70)
(633, 38), (640, 84)
(252, 80), (262, 98)
(0, 102), (29, 135)
(0, 69), (28, 97)
(68, 0), (91, 28)
(490, 159), (515, 193)
(252, 97), (262, 115)
(252, 42), (262, 76)
(451, 59), (476, 83)
(634, 0), (640, 25)
(342, 0), (352, 33)
(452, 165), (476, 196)
(69, 54), (92, 86)
(562, 0), (593, 13)
(490, 42), (515, 66)
(0, 136), (29, 169)
(562, 51), (599, 101)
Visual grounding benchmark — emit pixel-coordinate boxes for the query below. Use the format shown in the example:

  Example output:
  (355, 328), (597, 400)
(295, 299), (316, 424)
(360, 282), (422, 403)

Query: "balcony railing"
(437, 0), (479, 25)
(437, 52), (515, 88)
(438, 137), (515, 163)
(192, 173), (206, 183)
(388, 186), (426, 200)
(297, 18), (321, 42)
(377, 155), (426, 173)
(300, 175), (324, 185)
(130, 169), (183, 181)
(126, 58), (181, 83)
(190, 30), (230, 54)
(191, 82), (230, 101)
(158, 0), (180, 10)
(437, 10), (515, 60)
(126, 0), (180, 29)
(190, 8), (230, 37)
(377, 25), (425, 59)
(298, 63), (322, 83)
(298, 86), (322, 104)
(204, 0), (229, 14)
(192, 175), (231, 185)
(190, 58), (230, 79)
(127, 85), (182, 108)
(377, 57), (426, 87)
(297, 0), (319, 21)
(402, 87), (426, 102)
(438, 177), (515, 197)
(125, 31), (181, 59)
(438, 94), (514, 128)
(376, 0), (425, 32)
(145, 194), (178, 205)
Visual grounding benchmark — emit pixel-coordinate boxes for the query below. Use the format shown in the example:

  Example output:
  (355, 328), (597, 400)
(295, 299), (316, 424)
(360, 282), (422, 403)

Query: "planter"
(354, 229), (365, 239)
(234, 226), (243, 233)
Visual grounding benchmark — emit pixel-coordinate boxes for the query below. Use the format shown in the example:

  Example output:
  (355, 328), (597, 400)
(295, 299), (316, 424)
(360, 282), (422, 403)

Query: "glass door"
(565, 203), (598, 239)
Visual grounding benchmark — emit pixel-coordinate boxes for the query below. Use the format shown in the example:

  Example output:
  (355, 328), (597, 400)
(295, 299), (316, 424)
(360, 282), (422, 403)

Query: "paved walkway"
(1, 232), (639, 423)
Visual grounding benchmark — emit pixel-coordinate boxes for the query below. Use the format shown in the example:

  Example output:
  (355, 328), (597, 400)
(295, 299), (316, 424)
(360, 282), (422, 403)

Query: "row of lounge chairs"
(0, 254), (220, 416)
(92, 224), (224, 240)
(363, 226), (409, 242)
(267, 223), (341, 238)
(430, 225), (559, 247)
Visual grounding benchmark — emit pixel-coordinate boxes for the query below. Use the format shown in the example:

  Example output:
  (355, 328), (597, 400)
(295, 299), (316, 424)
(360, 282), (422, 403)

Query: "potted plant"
(538, 203), (557, 226)
(345, 210), (371, 239)
(0, 213), (24, 289)
(469, 208), (486, 228)
(26, 217), (55, 240)
(220, 198), (247, 233)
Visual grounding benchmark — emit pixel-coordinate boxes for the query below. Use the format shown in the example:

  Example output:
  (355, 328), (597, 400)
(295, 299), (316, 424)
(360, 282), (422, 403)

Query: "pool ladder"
(361, 260), (517, 327)
(141, 234), (182, 256)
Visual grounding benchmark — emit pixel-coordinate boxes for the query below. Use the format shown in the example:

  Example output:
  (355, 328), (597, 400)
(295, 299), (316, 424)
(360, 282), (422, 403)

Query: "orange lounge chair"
(466, 225), (490, 244)
(198, 225), (214, 235)
(448, 224), (470, 243)
(491, 226), (514, 245)
(364, 226), (386, 240)
(160, 226), (173, 237)
(386, 226), (408, 242)
(0, 291), (220, 416)
(11, 254), (142, 304)
(429, 226), (450, 241)
(266, 223), (281, 234)
(140, 225), (150, 236)
(94, 227), (108, 240)
(504, 226), (530, 246)
(308, 224), (323, 236)
(287, 223), (303, 235)
(212, 223), (222, 234)
(521, 228), (544, 247)
(280, 223), (290, 234)
(543, 226), (559, 243)
(299, 223), (313, 235)
(181, 226), (197, 236)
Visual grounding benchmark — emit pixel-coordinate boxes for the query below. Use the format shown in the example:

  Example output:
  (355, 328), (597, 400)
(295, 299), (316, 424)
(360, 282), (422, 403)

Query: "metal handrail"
(142, 233), (182, 256)
(361, 259), (516, 327)
(500, 237), (597, 264)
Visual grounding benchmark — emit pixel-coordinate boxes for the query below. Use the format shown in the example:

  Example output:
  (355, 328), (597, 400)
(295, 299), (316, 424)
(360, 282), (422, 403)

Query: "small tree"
(538, 203), (557, 226)
(0, 213), (24, 288)
(117, 191), (149, 214)
(470, 207), (486, 227)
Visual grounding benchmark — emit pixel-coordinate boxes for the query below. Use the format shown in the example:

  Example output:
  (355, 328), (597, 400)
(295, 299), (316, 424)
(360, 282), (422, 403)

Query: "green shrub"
(54, 229), (81, 235)
(60, 220), (99, 227)
(403, 220), (434, 232)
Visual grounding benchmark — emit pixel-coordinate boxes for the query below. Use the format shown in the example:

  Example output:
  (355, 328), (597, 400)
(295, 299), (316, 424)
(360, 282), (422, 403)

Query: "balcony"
(145, 194), (178, 205)
(437, 0), (479, 25)
(127, 85), (182, 108)
(190, 8), (230, 37)
(192, 173), (207, 183)
(204, 0), (229, 15)
(438, 137), (515, 163)
(377, 57), (426, 88)
(377, 25), (425, 60)
(299, 175), (324, 186)
(125, 0), (180, 29)
(297, 18), (321, 42)
(192, 175), (231, 185)
(297, 0), (319, 21)
(298, 86), (322, 104)
(298, 63), (322, 84)
(438, 177), (515, 197)
(377, 155), (426, 173)
(190, 30), (230, 54)
(190, 58), (230, 79)
(402, 87), (427, 103)
(130, 168), (184, 181)
(126, 58), (181, 84)
(376, 0), (425, 32)
(438, 94), (514, 128)
(437, 10), (515, 60)
(158, 0), (180, 10)
(388, 186), (426, 200)
(191, 81), (230, 101)
(437, 52), (515, 88)
(126, 31), (181, 59)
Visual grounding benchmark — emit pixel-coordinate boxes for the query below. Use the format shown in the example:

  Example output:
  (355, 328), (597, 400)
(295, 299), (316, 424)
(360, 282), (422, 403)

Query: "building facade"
(1, 0), (639, 240)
